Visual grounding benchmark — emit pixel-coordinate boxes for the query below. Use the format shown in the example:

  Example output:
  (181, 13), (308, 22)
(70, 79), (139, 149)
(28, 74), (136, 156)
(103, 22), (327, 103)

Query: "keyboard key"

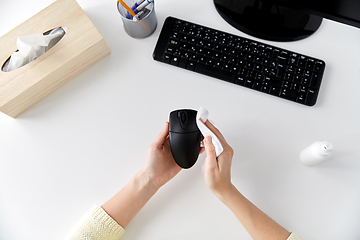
(289, 57), (298, 65)
(262, 58), (270, 66)
(306, 59), (315, 70)
(264, 76), (281, 85)
(305, 89), (317, 106)
(223, 63), (231, 71)
(214, 61), (222, 69)
(293, 75), (302, 84)
(163, 53), (171, 63)
(282, 81), (291, 89)
(302, 77), (310, 86)
(213, 52), (221, 60)
(310, 77), (319, 88)
(304, 70), (312, 78)
(169, 39), (180, 47)
(171, 56), (180, 66)
(254, 64), (262, 72)
(284, 73), (293, 81)
(245, 79), (254, 88)
(297, 94), (305, 103)
(261, 83), (270, 93)
(291, 83), (300, 92)
(187, 61), (196, 71)
(238, 60), (246, 67)
(270, 86), (280, 95)
(270, 49), (280, 59)
(314, 61), (324, 72)
(195, 63), (236, 83)
(247, 71), (256, 79)
(277, 55), (287, 62)
(198, 56), (206, 64)
(245, 62), (254, 70)
(253, 81), (262, 90)
(231, 66), (239, 73)
(280, 89), (297, 101)
(236, 76), (245, 85)
(179, 58), (188, 68)
(206, 58), (214, 66)
(298, 56), (306, 67)
(299, 86), (307, 94)
(239, 68), (249, 76)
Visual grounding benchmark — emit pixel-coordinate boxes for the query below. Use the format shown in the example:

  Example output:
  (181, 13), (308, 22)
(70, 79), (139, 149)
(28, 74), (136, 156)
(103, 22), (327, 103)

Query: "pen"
(132, 0), (146, 10)
(126, 0), (153, 19)
(118, 0), (136, 18)
(126, 0), (145, 19)
(118, 0), (150, 31)
(134, 8), (150, 21)
(135, 0), (154, 13)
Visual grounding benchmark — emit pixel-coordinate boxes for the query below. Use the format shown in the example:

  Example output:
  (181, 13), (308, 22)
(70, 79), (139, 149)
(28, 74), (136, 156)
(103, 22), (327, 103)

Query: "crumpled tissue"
(2, 27), (65, 72)
(196, 107), (224, 157)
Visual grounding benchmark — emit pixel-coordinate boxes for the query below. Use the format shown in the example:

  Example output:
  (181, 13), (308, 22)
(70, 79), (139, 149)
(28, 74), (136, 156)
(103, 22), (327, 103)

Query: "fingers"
(153, 122), (169, 146)
(203, 120), (234, 163)
(204, 136), (218, 170)
(204, 120), (227, 145)
(202, 120), (231, 155)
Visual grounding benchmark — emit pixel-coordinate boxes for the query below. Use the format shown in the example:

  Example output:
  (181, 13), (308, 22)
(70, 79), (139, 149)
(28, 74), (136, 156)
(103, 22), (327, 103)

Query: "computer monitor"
(214, 0), (360, 42)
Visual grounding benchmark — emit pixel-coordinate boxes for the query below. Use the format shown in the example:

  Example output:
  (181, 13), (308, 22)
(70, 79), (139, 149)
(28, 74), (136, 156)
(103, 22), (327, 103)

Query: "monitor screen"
(214, 0), (360, 41)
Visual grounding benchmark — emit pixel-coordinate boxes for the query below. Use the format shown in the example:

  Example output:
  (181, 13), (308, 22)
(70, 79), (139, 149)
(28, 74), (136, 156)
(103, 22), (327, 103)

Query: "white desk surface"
(1, 0), (360, 239)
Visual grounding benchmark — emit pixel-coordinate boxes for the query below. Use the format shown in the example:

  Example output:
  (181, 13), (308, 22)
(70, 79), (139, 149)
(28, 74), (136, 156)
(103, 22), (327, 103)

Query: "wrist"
(101, 169), (160, 228)
(137, 168), (161, 193)
(214, 184), (238, 203)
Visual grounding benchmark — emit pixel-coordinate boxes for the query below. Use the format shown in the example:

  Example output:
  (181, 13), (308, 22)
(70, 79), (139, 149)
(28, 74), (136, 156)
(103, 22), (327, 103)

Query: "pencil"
(118, 0), (150, 31)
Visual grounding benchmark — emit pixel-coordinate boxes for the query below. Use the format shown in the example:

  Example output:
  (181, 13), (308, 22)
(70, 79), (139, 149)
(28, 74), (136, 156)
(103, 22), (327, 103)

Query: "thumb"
(204, 136), (217, 169)
(153, 122), (169, 146)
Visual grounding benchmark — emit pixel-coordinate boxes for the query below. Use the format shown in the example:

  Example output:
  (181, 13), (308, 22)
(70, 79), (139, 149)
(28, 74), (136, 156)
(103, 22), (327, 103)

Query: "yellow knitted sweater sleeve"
(65, 205), (125, 240)
(65, 205), (300, 240)
(287, 232), (301, 240)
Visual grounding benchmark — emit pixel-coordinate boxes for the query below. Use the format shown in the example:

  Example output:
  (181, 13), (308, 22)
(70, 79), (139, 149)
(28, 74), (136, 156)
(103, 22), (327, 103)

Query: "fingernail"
(205, 136), (212, 143)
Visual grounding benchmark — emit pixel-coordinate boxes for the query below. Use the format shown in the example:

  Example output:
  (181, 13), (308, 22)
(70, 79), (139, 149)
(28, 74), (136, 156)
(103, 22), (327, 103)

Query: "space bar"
(195, 64), (237, 83)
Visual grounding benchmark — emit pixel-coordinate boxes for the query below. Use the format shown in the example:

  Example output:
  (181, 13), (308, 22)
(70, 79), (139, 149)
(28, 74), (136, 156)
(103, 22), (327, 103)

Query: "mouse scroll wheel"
(180, 112), (187, 123)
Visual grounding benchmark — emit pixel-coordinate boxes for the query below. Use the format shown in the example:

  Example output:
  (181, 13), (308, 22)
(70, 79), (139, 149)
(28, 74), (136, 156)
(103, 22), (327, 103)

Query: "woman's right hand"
(202, 120), (235, 199)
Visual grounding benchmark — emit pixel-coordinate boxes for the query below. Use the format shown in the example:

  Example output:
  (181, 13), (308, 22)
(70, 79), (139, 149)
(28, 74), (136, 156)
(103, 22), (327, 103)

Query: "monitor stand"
(214, 0), (323, 42)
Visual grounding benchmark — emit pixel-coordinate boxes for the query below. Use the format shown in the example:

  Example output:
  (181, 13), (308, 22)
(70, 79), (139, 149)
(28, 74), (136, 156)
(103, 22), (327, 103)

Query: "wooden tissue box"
(0, 0), (110, 118)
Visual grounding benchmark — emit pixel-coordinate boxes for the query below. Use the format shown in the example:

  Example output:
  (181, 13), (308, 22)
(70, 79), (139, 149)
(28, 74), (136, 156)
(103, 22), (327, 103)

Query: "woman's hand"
(142, 122), (182, 189)
(202, 120), (235, 198)
(202, 121), (291, 240)
(102, 122), (182, 228)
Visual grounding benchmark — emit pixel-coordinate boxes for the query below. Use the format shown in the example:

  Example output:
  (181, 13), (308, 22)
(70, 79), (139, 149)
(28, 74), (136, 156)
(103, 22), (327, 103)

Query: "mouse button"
(179, 111), (189, 130)
(184, 110), (199, 132)
(169, 110), (184, 133)
(180, 111), (187, 123)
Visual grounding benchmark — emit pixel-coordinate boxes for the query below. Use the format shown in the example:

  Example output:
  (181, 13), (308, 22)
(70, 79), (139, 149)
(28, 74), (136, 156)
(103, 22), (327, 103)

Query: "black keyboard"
(153, 17), (326, 106)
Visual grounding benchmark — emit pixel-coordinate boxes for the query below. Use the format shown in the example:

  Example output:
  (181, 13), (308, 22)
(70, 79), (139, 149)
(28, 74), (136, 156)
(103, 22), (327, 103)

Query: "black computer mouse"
(169, 109), (201, 169)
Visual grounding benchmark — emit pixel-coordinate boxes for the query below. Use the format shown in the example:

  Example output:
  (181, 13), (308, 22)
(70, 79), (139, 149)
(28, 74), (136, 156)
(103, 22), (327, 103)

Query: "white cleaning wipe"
(196, 107), (223, 157)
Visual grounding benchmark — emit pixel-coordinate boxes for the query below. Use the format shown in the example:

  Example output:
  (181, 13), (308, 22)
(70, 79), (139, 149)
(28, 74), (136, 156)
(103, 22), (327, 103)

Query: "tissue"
(196, 107), (224, 157)
(2, 27), (65, 72)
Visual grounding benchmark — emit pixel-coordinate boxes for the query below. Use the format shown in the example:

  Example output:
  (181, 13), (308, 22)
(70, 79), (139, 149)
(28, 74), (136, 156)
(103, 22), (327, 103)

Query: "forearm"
(218, 185), (290, 240)
(102, 169), (159, 228)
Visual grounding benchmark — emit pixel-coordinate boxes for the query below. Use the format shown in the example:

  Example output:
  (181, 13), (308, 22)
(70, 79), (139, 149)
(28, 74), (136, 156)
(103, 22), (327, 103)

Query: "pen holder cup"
(117, 0), (157, 39)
